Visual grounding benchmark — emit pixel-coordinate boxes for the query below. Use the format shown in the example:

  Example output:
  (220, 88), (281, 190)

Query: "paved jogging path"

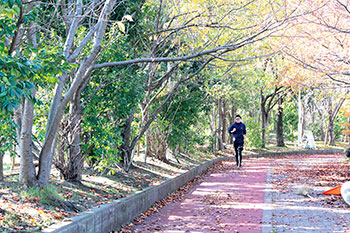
(129, 157), (271, 232)
(126, 154), (350, 232)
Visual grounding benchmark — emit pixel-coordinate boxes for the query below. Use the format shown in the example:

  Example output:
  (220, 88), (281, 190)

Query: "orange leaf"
(52, 213), (63, 220)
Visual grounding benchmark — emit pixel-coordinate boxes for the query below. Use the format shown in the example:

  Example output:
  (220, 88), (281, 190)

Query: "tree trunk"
(217, 99), (223, 150)
(326, 95), (346, 146)
(51, 78), (85, 182)
(324, 97), (333, 145)
(329, 120), (335, 146)
(14, 108), (22, 150)
(145, 133), (152, 162)
(137, 140), (140, 157)
(140, 104), (152, 162)
(210, 106), (216, 152)
(230, 105), (236, 124)
(261, 97), (268, 148)
(11, 151), (15, 171)
(324, 127), (329, 145)
(0, 150), (4, 181)
(276, 99), (285, 147)
(261, 113), (267, 148)
(260, 91), (267, 148)
(119, 109), (136, 171)
(222, 100), (227, 144)
(320, 120), (325, 141)
(65, 93), (84, 182)
(149, 125), (168, 162)
(316, 105), (326, 141)
(19, 96), (37, 187)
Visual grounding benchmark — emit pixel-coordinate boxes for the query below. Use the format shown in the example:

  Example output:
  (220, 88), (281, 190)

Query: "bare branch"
(68, 22), (100, 62)
(64, 0), (83, 58)
(283, 50), (350, 85)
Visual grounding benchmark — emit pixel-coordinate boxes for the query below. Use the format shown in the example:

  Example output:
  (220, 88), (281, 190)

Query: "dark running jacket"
(228, 122), (246, 145)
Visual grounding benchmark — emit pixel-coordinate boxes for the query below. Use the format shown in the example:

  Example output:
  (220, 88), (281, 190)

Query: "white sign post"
(303, 130), (316, 149)
(298, 90), (303, 148)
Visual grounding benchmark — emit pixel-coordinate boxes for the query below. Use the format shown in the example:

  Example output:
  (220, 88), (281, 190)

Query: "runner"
(228, 115), (246, 168)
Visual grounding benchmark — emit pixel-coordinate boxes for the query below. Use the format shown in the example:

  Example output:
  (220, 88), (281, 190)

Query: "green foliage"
(0, 113), (17, 155)
(245, 117), (264, 148)
(0, 1), (68, 165)
(0, 54), (36, 112)
(82, 66), (145, 171)
(160, 82), (207, 151)
(334, 113), (347, 140)
(0, 2), (67, 112)
(0, 2), (35, 111)
(282, 98), (298, 141)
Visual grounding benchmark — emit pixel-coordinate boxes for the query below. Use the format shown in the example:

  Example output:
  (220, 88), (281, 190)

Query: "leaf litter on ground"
(0, 150), (216, 232)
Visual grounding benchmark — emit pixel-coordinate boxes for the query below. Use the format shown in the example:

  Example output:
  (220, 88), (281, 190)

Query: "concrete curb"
(43, 149), (345, 233)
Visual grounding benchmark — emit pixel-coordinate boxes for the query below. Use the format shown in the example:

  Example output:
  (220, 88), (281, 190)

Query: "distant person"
(228, 115), (246, 168)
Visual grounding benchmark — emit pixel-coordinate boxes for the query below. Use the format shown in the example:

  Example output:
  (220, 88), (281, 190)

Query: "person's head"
(235, 115), (242, 123)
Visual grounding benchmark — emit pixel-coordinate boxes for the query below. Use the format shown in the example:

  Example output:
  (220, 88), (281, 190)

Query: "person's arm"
(243, 124), (247, 140)
(228, 124), (236, 134)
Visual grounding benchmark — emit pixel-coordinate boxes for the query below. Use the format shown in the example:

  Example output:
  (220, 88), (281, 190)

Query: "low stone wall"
(43, 149), (345, 233)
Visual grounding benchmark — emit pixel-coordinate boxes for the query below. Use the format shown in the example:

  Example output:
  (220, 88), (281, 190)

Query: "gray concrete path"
(263, 154), (350, 233)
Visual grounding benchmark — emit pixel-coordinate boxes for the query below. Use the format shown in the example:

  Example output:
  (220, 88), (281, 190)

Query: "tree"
(276, 97), (285, 147)
(324, 89), (348, 145)
(281, 0), (350, 86)
(0, 0), (313, 186)
(53, 0), (146, 181)
(158, 81), (207, 161)
(78, 67), (144, 174)
(100, 0), (301, 168)
(17, 0), (120, 187)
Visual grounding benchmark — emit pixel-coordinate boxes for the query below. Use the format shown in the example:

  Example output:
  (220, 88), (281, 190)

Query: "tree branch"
(63, 0), (83, 58)
(8, 3), (24, 55)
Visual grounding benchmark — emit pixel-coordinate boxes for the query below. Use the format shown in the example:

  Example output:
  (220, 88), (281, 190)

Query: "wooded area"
(0, 0), (350, 190)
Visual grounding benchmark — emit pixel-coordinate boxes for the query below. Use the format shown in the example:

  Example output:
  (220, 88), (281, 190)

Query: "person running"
(228, 115), (246, 168)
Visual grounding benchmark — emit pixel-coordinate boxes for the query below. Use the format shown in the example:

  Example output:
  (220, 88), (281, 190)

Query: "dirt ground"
(0, 148), (216, 232)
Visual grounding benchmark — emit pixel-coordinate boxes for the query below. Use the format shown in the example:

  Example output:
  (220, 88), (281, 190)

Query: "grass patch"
(21, 184), (64, 206)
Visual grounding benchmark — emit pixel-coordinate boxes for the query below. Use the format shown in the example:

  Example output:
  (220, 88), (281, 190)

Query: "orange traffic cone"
(322, 185), (342, 195)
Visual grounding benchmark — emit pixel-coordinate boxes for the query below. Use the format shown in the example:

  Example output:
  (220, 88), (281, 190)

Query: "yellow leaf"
(116, 21), (125, 33)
